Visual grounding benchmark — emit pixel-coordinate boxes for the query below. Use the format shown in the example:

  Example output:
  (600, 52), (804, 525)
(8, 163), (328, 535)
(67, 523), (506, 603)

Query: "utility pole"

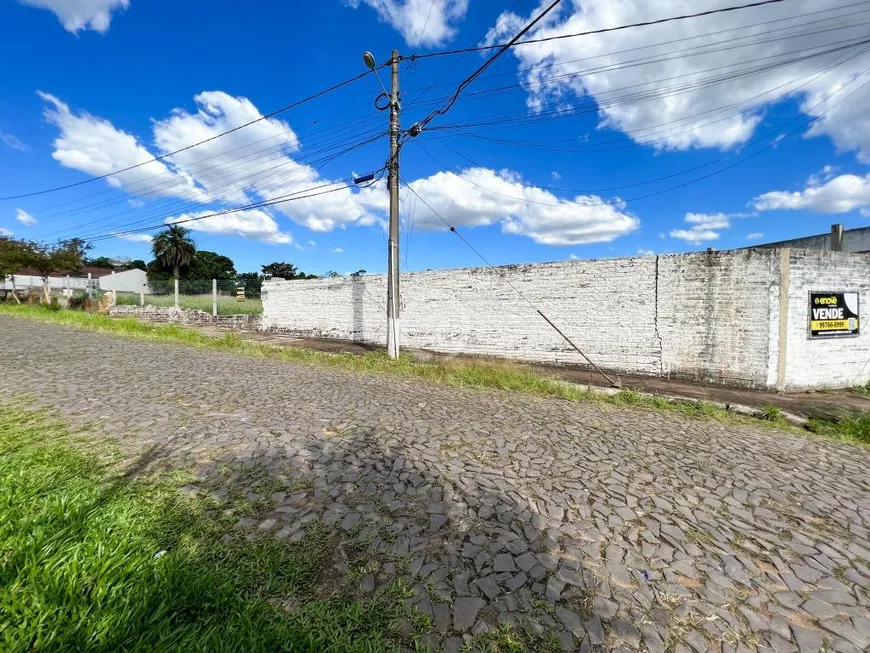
(386, 49), (401, 359)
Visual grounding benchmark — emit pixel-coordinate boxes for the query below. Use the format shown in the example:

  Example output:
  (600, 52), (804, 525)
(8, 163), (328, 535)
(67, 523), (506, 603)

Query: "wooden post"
(140, 283), (145, 306)
(111, 270), (117, 305)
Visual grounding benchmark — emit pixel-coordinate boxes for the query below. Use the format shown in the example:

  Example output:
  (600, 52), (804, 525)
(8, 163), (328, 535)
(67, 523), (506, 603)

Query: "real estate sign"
(809, 291), (859, 339)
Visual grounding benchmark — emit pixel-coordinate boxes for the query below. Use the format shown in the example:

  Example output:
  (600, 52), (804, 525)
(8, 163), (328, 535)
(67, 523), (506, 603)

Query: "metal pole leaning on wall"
(174, 278), (179, 309)
(212, 279), (217, 317)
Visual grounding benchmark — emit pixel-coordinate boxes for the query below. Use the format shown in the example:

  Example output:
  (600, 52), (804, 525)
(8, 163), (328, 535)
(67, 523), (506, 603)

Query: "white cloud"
(331, 247), (344, 253)
(637, 248), (655, 255)
(568, 253), (578, 260)
(112, 232), (152, 243)
(389, 167), (638, 245)
(551, 171), (561, 182)
(807, 165), (838, 187)
(166, 209), (292, 244)
(670, 212), (730, 243)
(347, 0), (468, 46)
(19, 0), (129, 33)
(0, 130), (28, 152)
(747, 232), (765, 240)
(15, 209), (37, 226)
(486, 1), (870, 156)
(38, 92), (207, 203)
(308, 240), (316, 246)
(753, 172), (870, 213)
(38, 91), (384, 238)
(38, 91), (636, 248)
(0, 227), (12, 237)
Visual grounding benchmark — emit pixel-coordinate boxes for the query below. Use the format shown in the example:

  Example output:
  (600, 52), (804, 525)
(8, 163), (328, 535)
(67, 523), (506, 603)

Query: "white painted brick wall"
(657, 250), (778, 388)
(261, 249), (870, 389)
(263, 258), (661, 373)
(783, 250), (870, 390)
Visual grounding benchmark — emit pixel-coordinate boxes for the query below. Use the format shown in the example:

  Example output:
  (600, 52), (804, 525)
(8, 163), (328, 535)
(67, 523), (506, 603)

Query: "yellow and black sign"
(236, 285), (245, 302)
(809, 291), (859, 339)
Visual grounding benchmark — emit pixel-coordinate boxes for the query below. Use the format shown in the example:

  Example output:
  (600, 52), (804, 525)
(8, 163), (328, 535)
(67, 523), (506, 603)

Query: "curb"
(562, 382), (808, 427)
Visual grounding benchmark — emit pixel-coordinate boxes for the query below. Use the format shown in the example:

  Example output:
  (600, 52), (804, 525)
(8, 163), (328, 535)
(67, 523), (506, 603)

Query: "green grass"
(759, 404), (785, 422)
(852, 381), (870, 397)
(115, 291), (263, 315)
(2, 304), (868, 446)
(807, 413), (870, 444)
(0, 403), (426, 652)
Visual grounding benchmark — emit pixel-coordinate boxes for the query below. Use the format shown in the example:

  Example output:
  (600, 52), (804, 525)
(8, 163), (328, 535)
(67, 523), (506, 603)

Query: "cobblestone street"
(2, 316), (869, 653)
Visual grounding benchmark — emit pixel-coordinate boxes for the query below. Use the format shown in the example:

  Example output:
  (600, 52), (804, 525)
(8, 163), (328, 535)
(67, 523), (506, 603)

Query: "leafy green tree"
(0, 237), (27, 279)
(324, 270), (342, 278)
(0, 237), (31, 303)
(260, 262), (301, 280)
(187, 251), (236, 281)
(27, 239), (90, 303)
(84, 256), (117, 269)
(127, 259), (147, 272)
(152, 226), (196, 280)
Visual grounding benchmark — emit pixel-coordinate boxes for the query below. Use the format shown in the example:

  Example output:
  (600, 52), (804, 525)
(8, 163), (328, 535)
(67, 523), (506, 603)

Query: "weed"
(852, 382), (870, 397)
(807, 414), (870, 444)
(760, 405), (784, 422)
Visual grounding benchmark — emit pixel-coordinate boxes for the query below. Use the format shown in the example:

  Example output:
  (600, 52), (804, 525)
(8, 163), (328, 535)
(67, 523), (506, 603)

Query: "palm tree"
(152, 225), (196, 280)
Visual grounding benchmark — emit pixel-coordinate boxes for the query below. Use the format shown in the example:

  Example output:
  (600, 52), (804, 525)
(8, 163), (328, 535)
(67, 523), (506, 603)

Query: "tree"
(324, 270), (342, 278)
(187, 251), (236, 281)
(0, 237), (30, 304)
(84, 256), (117, 269)
(152, 226), (196, 280)
(260, 261), (319, 280)
(27, 238), (90, 303)
(261, 261), (301, 280)
(128, 259), (147, 271)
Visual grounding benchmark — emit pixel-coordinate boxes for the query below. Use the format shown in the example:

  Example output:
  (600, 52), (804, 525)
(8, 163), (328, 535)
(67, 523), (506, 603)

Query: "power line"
(401, 2), (870, 97)
(85, 169), (385, 244)
(410, 59), (870, 215)
(404, 0), (527, 107)
(408, 0), (788, 61)
(411, 0), (438, 59)
(407, 0), (564, 138)
(399, 176), (620, 388)
(419, 37), (869, 162)
(71, 134), (384, 243)
(37, 121), (386, 230)
(0, 69), (381, 201)
(423, 33), (870, 137)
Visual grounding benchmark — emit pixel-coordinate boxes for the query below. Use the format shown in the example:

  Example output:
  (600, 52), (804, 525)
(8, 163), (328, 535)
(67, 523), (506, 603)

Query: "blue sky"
(1, 0), (869, 275)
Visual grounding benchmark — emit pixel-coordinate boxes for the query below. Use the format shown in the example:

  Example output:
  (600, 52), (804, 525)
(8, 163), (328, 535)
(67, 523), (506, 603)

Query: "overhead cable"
(0, 69), (381, 201)
(408, 0), (788, 62)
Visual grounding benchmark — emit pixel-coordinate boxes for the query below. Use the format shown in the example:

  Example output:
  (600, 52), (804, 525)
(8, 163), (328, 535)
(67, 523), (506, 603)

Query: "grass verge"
(1, 304), (867, 446)
(0, 403), (426, 652)
(115, 291), (263, 315)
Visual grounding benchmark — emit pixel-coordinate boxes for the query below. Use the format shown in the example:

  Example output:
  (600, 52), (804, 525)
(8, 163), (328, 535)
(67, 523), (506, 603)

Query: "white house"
(99, 268), (151, 294)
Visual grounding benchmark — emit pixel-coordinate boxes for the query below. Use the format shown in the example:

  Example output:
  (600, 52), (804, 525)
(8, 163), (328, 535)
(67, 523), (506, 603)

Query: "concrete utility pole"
(386, 49), (401, 359)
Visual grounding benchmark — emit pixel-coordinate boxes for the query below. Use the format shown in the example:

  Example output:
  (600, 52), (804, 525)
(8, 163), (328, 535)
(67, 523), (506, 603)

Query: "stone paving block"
(4, 317), (870, 653)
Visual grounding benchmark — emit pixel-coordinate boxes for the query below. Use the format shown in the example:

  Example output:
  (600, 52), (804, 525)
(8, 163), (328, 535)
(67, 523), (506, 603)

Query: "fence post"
(174, 278), (179, 308)
(212, 279), (217, 316)
(140, 282), (145, 306)
(65, 274), (70, 291)
(111, 270), (117, 305)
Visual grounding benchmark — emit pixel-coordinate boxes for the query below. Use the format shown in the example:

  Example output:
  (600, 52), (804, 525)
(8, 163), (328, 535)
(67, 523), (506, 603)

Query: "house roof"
(13, 266), (114, 278)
